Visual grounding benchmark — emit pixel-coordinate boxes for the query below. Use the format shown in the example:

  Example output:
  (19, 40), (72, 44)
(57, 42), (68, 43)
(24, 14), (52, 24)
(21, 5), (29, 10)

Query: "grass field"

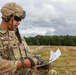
(29, 46), (76, 75)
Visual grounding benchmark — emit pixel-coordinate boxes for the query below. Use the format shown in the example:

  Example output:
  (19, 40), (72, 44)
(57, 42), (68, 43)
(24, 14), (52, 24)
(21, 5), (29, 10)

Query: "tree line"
(24, 35), (76, 46)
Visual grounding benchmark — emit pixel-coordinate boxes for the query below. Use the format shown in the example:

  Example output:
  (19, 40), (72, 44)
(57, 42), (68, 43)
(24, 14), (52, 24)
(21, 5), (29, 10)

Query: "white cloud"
(0, 0), (76, 37)
(20, 27), (56, 37)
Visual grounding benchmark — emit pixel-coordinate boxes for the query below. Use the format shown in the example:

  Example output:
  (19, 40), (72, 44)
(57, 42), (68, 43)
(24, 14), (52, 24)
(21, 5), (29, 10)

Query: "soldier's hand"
(17, 57), (39, 69)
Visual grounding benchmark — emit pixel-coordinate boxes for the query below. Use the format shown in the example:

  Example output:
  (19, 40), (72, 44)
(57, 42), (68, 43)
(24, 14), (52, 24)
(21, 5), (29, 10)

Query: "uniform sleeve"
(0, 57), (17, 74)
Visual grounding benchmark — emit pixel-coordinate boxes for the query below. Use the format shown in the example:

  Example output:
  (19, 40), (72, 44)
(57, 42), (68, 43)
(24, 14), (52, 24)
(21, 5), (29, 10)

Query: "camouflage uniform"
(0, 57), (17, 75)
(0, 25), (30, 75)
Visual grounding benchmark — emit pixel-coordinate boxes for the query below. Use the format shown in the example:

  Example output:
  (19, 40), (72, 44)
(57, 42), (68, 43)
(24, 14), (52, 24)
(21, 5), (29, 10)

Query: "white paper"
(49, 48), (61, 63)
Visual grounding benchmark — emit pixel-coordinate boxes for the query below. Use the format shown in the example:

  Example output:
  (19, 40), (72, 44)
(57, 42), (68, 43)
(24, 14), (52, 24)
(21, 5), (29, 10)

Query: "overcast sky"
(0, 0), (76, 37)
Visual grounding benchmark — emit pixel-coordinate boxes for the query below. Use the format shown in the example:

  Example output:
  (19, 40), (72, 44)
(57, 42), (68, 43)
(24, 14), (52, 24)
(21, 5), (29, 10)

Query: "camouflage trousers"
(0, 68), (32, 75)
(8, 68), (57, 75)
(32, 69), (58, 75)
(14, 68), (32, 75)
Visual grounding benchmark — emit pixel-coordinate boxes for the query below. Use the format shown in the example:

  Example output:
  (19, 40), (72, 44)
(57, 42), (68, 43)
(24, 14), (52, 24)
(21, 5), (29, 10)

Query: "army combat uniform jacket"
(0, 25), (29, 75)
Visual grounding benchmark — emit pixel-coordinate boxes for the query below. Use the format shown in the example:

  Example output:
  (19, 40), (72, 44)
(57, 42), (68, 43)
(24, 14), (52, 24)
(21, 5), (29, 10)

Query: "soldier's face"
(8, 16), (22, 30)
(13, 20), (20, 28)
(13, 16), (21, 29)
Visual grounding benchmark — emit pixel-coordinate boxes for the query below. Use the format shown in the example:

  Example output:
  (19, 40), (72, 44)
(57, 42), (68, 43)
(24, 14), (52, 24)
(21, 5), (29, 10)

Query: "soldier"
(0, 2), (39, 75)
(0, 2), (58, 75)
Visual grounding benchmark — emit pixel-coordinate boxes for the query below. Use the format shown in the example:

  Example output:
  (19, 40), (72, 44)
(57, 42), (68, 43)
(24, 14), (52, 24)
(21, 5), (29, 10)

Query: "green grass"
(29, 46), (76, 75)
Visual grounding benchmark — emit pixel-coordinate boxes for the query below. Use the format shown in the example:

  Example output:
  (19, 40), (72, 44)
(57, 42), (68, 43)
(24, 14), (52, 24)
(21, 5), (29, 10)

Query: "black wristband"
(25, 57), (35, 67)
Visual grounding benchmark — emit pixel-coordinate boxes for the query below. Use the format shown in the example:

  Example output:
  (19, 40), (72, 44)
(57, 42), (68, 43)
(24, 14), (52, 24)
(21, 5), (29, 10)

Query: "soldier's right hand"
(17, 57), (39, 69)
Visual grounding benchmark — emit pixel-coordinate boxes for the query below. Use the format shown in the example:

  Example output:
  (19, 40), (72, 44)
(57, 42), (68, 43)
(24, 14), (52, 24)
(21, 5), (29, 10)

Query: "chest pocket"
(11, 45), (21, 59)
(0, 37), (25, 60)
(18, 44), (26, 58)
(0, 37), (13, 59)
(11, 44), (26, 59)
(1, 37), (26, 60)
(0, 31), (26, 60)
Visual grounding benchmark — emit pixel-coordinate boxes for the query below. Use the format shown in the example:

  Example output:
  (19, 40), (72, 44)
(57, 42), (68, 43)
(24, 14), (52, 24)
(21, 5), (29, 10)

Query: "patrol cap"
(1, 2), (26, 21)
